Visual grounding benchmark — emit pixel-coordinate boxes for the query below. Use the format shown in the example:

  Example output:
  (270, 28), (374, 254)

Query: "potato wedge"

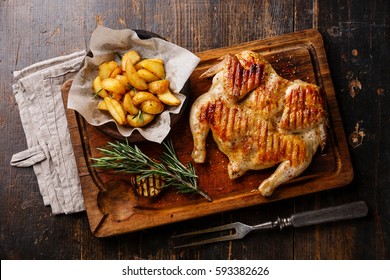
(124, 59), (148, 90)
(135, 59), (165, 79)
(122, 92), (139, 115)
(127, 89), (137, 97)
(121, 50), (141, 71)
(132, 91), (160, 106)
(136, 69), (160, 83)
(127, 112), (155, 127)
(140, 99), (165, 115)
(104, 97), (126, 125)
(98, 61), (118, 80)
(111, 92), (123, 101)
(92, 52), (179, 129)
(92, 76), (109, 98)
(148, 79), (170, 94)
(109, 66), (122, 78)
(101, 78), (126, 95)
(148, 58), (164, 64)
(157, 88), (181, 106)
(134, 63), (143, 71)
(115, 75), (131, 89)
(97, 100), (108, 110)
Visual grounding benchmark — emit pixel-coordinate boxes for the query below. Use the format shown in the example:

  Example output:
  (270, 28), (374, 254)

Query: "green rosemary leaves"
(91, 140), (211, 201)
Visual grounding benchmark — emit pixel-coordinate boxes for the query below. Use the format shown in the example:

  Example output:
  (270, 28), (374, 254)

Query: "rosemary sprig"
(91, 140), (211, 202)
(92, 88), (103, 99)
(132, 110), (144, 124)
(114, 51), (123, 60)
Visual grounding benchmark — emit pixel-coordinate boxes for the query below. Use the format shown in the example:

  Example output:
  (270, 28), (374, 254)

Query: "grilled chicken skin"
(190, 51), (327, 196)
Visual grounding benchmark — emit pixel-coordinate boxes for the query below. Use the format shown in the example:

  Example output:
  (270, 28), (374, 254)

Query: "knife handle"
(291, 201), (368, 228)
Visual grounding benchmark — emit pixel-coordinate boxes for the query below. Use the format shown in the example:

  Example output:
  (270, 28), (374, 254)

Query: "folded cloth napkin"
(10, 50), (87, 214)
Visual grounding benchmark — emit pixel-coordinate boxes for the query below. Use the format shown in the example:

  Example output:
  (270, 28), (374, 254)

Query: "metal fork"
(172, 201), (368, 248)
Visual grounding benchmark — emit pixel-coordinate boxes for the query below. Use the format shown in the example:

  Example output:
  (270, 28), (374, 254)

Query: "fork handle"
(291, 201), (368, 228)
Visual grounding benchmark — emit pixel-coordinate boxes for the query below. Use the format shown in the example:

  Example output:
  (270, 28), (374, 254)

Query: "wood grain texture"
(62, 30), (353, 238)
(1, 0), (389, 260)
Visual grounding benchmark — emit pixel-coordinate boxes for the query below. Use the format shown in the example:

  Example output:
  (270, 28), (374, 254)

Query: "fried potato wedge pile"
(92, 50), (181, 127)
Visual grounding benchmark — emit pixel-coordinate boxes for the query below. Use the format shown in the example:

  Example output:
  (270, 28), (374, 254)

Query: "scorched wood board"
(62, 29), (353, 237)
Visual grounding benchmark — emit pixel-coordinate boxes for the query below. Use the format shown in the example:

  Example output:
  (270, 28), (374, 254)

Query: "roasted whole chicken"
(190, 51), (328, 196)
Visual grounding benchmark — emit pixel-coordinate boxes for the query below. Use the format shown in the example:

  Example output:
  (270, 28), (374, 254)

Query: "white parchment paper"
(68, 26), (200, 143)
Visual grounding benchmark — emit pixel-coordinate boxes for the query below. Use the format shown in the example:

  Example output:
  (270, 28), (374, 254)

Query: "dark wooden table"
(1, 0), (389, 260)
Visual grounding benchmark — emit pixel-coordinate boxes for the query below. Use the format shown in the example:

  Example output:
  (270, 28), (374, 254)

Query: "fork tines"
(171, 222), (240, 248)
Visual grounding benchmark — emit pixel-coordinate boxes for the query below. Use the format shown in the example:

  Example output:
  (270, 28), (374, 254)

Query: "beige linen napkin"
(10, 50), (87, 214)
(10, 28), (200, 214)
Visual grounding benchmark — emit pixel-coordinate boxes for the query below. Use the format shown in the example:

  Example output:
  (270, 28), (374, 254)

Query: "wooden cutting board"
(62, 29), (353, 237)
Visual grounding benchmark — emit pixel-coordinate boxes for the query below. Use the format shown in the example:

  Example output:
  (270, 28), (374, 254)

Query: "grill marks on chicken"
(190, 51), (328, 196)
(225, 55), (265, 102)
(199, 99), (309, 168)
(280, 84), (326, 132)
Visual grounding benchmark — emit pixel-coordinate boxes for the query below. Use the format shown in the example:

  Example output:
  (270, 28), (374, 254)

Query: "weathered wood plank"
(1, 0), (388, 260)
(293, 0), (390, 259)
